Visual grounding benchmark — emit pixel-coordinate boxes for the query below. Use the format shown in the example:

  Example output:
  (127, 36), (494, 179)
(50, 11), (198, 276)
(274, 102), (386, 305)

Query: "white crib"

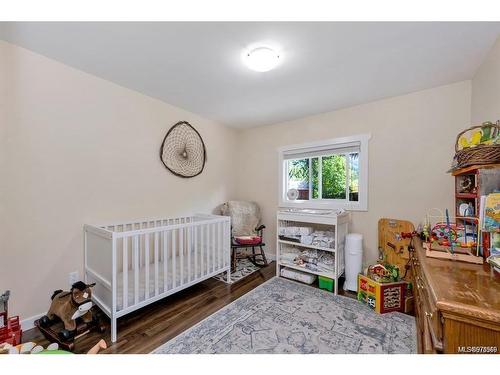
(84, 214), (231, 342)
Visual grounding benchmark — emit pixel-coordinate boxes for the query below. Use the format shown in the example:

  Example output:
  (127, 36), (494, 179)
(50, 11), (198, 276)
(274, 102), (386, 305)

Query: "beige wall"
(235, 81), (472, 264)
(471, 37), (500, 124)
(0, 41), (238, 320)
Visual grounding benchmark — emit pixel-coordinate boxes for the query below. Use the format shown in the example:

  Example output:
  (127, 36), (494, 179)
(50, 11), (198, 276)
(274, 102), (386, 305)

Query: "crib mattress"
(115, 255), (227, 311)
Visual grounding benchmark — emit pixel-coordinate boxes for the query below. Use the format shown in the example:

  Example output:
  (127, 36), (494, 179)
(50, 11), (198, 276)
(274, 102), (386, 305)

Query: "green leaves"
(287, 153), (359, 201)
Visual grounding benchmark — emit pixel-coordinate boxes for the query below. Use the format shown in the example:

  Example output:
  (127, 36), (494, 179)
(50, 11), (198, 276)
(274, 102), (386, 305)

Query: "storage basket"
(318, 276), (334, 292)
(450, 122), (500, 171)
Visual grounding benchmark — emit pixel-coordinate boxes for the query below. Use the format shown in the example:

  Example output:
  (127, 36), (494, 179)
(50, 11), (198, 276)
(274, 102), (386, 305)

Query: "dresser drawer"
(420, 285), (443, 351)
(412, 251), (443, 352)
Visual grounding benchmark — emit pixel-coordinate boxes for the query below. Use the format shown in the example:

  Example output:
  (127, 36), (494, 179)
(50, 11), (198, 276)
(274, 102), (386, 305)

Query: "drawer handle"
(416, 277), (425, 290)
(425, 314), (443, 352)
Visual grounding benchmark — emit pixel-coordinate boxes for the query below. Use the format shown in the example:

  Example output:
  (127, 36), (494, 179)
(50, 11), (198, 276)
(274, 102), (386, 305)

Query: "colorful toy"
(35, 281), (105, 352)
(400, 231), (418, 239)
(422, 220), (430, 242)
(366, 263), (400, 283)
(0, 339), (107, 354)
(357, 274), (407, 314)
(423, 208), (483, 264)
(378, 219), (416, 281)
(0, 290), (22, 347)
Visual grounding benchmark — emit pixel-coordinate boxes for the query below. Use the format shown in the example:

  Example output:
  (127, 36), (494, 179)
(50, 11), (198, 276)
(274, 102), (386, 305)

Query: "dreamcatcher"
(159, 121), (206, 178)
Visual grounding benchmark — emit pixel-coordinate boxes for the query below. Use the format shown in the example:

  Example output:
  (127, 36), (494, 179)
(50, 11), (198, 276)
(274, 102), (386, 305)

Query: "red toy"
(400, 231), (418, 239)
(0, 291), (22, 346)
(0, 316), (22, 346)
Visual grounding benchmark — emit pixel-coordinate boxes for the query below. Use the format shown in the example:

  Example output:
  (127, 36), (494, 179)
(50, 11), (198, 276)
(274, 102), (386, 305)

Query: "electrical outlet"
(69, 271), (79, 287)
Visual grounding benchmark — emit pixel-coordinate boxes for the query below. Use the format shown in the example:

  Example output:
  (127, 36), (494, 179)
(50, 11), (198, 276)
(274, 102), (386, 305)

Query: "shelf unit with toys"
(452, 164), (499, 259)
(422, 207), (483, 264)
(422, 164), (499, 264)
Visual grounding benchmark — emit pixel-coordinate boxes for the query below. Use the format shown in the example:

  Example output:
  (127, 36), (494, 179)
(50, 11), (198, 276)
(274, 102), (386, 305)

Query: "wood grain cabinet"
(411, 240), (500, 354)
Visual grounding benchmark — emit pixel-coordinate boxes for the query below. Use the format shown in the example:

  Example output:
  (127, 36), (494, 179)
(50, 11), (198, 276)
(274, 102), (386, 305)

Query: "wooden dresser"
(411, 240), (500, 353)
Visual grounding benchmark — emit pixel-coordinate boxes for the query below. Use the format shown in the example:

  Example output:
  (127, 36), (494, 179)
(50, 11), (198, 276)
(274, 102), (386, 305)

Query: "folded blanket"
(279, 226), (314, 236)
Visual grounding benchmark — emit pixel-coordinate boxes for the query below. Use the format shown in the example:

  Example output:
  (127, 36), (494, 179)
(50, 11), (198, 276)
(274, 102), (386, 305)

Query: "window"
(279, 134), (370, 211)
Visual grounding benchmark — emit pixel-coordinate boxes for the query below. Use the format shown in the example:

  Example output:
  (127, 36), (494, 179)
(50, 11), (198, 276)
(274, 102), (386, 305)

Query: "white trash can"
(344, 233), (363, 292)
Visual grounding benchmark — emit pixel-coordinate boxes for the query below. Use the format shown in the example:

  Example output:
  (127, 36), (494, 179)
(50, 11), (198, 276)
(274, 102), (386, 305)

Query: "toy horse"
(36, 281), (105, 351)
(46, 281), (95, 333)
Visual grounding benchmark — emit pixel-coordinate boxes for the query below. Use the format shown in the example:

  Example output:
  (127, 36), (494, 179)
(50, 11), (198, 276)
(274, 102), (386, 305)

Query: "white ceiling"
(1, 22), (499, 128)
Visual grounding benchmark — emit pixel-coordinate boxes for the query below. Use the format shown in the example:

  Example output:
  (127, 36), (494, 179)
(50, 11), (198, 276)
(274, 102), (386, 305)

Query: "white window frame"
(278, 133), (370, 211)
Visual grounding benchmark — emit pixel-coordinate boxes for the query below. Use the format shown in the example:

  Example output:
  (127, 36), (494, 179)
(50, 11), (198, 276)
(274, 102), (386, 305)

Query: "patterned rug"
(152, 277), (417, 354)
(212, 258), (260, 284)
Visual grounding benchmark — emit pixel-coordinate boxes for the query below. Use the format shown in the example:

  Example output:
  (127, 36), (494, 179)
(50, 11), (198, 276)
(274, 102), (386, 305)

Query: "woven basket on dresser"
(450, 122), (500, 171)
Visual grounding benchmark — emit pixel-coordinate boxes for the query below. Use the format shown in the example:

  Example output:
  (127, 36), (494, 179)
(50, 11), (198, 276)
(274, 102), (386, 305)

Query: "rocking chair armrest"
(255, 224), (266, 236)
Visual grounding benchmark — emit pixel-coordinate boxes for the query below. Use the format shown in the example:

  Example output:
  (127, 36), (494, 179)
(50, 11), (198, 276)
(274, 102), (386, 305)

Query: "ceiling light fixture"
(243, 46), (281, 72)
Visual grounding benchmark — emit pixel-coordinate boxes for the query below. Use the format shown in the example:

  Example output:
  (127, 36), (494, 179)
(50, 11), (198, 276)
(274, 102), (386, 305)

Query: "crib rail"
(84, 214), (231, 342)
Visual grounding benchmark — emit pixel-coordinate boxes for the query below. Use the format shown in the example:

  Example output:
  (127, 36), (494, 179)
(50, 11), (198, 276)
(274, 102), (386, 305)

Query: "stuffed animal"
(45, 281), (95, 333)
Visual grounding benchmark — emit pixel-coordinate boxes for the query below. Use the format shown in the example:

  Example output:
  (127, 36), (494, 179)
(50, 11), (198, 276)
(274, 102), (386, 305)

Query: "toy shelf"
(451, 163), (500, 176)
(455, 215), (479, 222)
(455, 193), (478, 199)
(276, 209), (349, 295)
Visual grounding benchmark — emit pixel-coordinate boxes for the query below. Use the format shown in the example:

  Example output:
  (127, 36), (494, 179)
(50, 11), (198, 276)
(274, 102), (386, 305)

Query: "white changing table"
(276, 209), (349, 295)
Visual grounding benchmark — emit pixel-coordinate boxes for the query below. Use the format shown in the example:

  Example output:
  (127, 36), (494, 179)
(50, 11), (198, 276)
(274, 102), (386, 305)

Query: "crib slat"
(133, 235), (139, 305)
(206, 224), (210, 275)
(224, 222), (229, 268)
(172, 229), (176, 288)
(139, 223), (144, 267)
(180, 227), (184, 285)
(154, 231), (159, 296)
(211, 223), (215, 273)
(123, 237), (128, 310)
(145, 233), (150, 300)
(201, 225), (205, 276)
(187, 226), (191, 282)
(194, 225), (198, 278)
(218, 221), (222, 270)
(163, 231), (168, 292)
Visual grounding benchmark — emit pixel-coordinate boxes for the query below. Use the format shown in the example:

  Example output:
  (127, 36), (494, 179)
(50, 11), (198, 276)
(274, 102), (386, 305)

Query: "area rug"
(212, 258), (260, 284)
(152, 277), (417, 354)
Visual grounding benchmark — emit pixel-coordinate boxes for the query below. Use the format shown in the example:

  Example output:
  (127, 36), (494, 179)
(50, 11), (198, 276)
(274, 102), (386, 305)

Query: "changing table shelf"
(278, 261), (335, 279)
(277, 239), (336, 253)
(276, 209), (349, 295)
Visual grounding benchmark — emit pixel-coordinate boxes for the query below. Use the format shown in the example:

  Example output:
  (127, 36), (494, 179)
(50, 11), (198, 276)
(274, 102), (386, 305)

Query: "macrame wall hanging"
(160, 121), (206, 178)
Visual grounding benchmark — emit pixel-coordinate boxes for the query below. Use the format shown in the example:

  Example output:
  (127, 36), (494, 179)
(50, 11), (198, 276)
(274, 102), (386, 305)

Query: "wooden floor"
(23, 262), (352, 354)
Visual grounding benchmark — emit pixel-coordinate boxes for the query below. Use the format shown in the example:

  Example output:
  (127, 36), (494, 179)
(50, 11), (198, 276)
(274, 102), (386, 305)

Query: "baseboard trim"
(21, 313), (44, 331)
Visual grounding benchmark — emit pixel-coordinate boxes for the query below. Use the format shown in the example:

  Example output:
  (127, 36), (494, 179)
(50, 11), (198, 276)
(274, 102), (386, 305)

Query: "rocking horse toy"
(35, 281), (106, 351)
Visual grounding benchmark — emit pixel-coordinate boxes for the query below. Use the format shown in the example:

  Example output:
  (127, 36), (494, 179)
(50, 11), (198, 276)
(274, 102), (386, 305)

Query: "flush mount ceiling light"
(243, 46), (281, 72)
